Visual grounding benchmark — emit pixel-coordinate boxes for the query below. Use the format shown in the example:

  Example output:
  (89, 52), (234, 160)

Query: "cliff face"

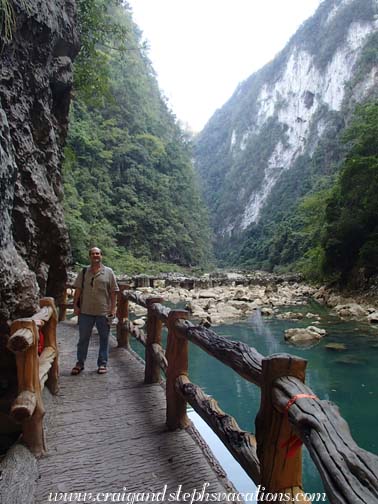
(194, 0), (378, 263)
(0, 0), (80, 319)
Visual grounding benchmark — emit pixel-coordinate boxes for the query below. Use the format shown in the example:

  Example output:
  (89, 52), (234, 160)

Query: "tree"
(322, 102), (378, 283)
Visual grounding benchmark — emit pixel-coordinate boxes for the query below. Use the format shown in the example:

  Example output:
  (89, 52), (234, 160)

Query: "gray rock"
(367, 311), (378, 324)
(0, 0), (80, 319)
(334, 303), (367, 319)
(284, 326), (327, 346)
(325, 342), (347, 351)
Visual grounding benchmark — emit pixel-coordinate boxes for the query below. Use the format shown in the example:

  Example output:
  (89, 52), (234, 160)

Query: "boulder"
(206, 314), (225, 325)
(129, 304), (147, 316)
(284, 326), (327, 346)
(233, 289), (252, 301)
(260, 307), (274, 316)
(132, 318), (145, 327)
(276, 311), (304, 320)
(327, 294), (344, 307)
(367, 311), (378, 324)
(334, 303), (367, 319)
(325, 343), (347, 351)
(197, 289), (218, 299)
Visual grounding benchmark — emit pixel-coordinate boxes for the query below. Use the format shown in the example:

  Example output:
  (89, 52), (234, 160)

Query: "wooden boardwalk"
(35, 321), (235, 503)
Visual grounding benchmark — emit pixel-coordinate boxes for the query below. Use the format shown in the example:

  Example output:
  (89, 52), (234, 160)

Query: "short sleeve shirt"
(74, 265), (119, 316)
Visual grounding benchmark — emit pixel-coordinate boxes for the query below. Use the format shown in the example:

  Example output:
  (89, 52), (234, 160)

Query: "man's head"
(89, 247), (102, 266)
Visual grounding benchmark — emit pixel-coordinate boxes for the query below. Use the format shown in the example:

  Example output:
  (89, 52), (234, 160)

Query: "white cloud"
(127, 0), (322, 132)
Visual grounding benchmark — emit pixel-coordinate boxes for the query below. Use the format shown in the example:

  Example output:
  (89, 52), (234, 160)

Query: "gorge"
(1, 0), (378, 316)
(194, 0), (378, 284)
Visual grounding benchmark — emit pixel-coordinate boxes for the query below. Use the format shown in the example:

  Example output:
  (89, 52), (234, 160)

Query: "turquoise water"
(129, 300), (378, 500)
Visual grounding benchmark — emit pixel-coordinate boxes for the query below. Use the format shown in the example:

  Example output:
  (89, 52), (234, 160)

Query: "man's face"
(90, 248), (102, 265)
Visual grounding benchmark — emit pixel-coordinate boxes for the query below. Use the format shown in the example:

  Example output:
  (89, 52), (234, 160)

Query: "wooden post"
(165, 310), (190, 430)
(255, 354), (307, 502)
(40, 298), (59, 395)
(116, 289), (130, 348)
(144, 297), (164, 384)
(58, 287), (68, 322)
(10, 319), (46, 457)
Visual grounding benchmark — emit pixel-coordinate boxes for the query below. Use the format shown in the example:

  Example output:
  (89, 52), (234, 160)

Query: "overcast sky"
(127, 0), (322, 132)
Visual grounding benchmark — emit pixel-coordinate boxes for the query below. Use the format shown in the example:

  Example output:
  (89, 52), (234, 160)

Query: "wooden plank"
(35, 321), (236, 502)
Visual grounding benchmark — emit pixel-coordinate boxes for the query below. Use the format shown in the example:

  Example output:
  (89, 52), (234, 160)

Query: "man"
(71, 247), (119, 375)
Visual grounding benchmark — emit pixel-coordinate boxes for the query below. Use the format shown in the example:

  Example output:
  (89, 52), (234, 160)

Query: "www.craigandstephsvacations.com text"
(47, 484), (327, 503)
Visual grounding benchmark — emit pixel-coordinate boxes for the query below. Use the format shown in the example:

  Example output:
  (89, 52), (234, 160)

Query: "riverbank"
(121, 271), (378, 330)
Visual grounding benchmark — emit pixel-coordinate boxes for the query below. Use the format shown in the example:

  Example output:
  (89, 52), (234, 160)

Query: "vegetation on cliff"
(194, 0), (378, 287)
(321, 101), (378, 284)
(64, 1), (212, 273)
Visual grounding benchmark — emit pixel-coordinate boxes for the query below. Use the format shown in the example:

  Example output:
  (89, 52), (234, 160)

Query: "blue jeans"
(77, 314), (110, 367)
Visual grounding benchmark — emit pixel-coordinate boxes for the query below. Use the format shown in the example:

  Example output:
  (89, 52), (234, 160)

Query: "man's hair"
(89, 247), (102, 255)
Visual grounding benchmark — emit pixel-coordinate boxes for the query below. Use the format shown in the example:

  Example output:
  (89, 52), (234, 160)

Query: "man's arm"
(110, 290), (116, 317)
(73, 287), (81, 316)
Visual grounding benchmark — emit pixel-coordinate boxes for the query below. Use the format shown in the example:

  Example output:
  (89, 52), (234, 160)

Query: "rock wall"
(195, 0), (378, 238)
(0, 0), (80, 319)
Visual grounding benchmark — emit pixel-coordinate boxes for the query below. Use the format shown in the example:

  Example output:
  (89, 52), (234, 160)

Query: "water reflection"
(247, 309), (280, 354)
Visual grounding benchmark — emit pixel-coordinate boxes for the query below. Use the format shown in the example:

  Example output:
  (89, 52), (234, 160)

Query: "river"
(129, 299), (378, 502)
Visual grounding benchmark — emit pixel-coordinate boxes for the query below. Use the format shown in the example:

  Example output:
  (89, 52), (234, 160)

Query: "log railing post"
(58, 287), (68, 322)
(165, 310), (190, 430)
(40, 297), (59, 394)
(144, 297), (164, 384)
(10, 319), (46, 457)
(116, 289), (130, 348)
(255, 354), (307, 501)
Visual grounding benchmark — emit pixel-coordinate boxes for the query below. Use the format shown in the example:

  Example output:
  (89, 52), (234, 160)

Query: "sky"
(127, 0), (322, 132)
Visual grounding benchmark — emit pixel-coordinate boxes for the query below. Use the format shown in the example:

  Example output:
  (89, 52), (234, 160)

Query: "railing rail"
(117, 289), (378, 504)
(7, 297), (59, 457)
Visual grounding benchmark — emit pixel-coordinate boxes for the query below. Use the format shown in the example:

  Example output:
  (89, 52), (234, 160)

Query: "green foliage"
(0, 0), (29, 44)
(296, 0), (377, 69)
(0, 0), (15, 43)
(74, 0), (134, 104)
(322, 102), (378, 282)
(64, 3), (213, 273)
(195, 0), (377, 281)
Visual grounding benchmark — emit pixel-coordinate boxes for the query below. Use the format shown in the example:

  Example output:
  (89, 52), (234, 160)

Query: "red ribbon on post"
(281, 393), (318, 458)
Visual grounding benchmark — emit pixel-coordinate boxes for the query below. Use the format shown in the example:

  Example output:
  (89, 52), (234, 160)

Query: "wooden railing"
(58, 285), (75, 322)
(7, 297), (59, 457)
(117, 290), (378, 504)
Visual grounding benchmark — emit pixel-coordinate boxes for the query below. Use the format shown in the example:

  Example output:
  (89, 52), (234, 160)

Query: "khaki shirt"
(74, 265), (119, 316)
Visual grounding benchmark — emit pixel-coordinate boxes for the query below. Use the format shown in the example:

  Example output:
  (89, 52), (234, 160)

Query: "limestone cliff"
(194, 0), (378, 265)
(0, 0), (79, 319)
